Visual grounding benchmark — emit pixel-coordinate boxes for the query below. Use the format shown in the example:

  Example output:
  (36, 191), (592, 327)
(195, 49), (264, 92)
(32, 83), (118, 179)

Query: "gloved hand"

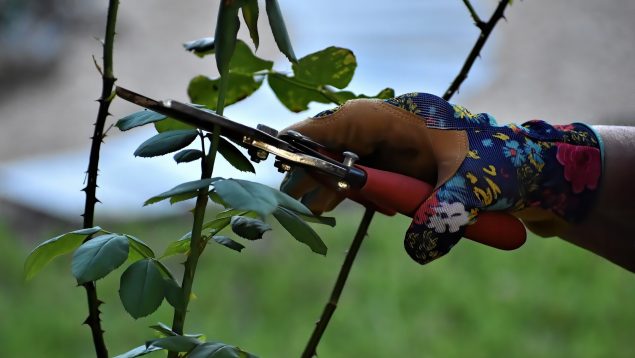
(281, 92), (603, 265)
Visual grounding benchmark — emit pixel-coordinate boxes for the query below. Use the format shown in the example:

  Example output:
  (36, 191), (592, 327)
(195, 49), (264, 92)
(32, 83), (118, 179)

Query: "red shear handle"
(354, 165), (527, 250)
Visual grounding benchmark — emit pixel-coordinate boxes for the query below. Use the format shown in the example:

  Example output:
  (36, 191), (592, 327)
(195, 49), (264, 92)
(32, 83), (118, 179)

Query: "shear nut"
(337, 180), (350, 190)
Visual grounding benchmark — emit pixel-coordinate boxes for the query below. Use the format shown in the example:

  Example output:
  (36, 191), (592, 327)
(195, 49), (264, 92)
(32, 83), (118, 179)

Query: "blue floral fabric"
(385, 93), (602, 265)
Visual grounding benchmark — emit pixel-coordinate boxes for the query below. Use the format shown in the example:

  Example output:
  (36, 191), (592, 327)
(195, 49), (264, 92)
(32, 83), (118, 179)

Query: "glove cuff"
(519, 120), (603, 223)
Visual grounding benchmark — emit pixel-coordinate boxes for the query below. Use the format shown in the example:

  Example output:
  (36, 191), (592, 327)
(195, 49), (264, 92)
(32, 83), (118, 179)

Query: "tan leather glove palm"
(280, 98), (439, 214)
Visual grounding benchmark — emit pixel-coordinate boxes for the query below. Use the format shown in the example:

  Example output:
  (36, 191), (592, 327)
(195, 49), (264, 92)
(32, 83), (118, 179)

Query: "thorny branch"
(80, 0), (120, 356)
(443, 0), (511, 101)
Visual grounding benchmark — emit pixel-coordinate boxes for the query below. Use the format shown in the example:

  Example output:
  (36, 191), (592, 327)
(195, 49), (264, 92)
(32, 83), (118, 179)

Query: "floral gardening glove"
(281, 92), (603, 265)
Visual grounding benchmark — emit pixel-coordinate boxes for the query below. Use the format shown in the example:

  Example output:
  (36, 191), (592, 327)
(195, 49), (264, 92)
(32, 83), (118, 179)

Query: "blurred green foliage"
(3, 208), (634, 357)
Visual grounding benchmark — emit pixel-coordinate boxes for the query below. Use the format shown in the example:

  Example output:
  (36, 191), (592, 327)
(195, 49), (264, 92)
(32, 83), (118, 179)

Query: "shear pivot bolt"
(342, 151), (359, 167)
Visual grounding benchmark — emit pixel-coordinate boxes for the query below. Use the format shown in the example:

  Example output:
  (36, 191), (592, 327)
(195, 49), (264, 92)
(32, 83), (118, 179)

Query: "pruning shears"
(116, 86), (433, 216)
(116, 86), (523, 246)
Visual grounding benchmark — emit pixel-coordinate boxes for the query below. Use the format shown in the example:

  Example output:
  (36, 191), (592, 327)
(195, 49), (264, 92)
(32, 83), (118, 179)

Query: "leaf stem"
(80, 0), (119, 356)
(443, 0), (510, 101)
(301, 208), (375, 358)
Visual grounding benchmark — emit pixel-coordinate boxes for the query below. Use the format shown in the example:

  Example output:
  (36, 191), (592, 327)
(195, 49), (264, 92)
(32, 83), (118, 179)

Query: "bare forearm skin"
(558, 126), (635, 272)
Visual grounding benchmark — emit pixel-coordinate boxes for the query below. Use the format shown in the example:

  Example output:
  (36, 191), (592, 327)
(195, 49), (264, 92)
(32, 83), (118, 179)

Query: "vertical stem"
(168, 126), (220, 346)
(81, 0), (119, 357)
(168, 61), (226, 358)
(301, 209), (375, 358)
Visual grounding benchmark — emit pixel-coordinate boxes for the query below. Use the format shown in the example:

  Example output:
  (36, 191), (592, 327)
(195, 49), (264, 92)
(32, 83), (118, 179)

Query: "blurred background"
(1, 0), (634, 357)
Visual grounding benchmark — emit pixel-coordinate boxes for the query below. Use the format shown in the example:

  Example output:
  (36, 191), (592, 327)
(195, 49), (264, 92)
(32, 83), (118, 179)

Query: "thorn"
(92, 55), (104, 76)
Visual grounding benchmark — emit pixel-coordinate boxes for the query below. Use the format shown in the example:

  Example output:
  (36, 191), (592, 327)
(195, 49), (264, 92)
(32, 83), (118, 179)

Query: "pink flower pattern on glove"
(555, 143), (601, 194)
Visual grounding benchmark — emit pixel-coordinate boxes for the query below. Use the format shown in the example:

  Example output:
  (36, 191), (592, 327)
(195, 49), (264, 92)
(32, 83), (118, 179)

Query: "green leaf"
(330, 90), (356, 103)
(330, 87), (395, 104)
(215, 0), (242, 77)
(164, 278), (184, 310)
(126, 235), (155, 261)
(294, 212), (336, 227)
(116, 110), (167, 131)
(209, 191), (227, 206)
(154, 118), (195, 133)
(241, 0), (260, 49)
(213, 179), (313, 218)
(216, 208), (255, 219)
(24, 226), (103, 280)
(230, 216), (271, 240)
(370, 87), (395, 99)
(174, 149), (203, 164)
(218, 137), (255, 173)
(293, 47), (357, 89)
(148, 336), (201, 353)
(119, 259), (165, 319)
(271, 189), (312, 215)
(188, 74), (262, 111)
(188, 342), (257, 358)
(265, 0), (296, 63)
(213, 179), (279, 218)
(202, 216), (232, 234)
(273, 207), (327, 255)
(145, 178), (218, 206)
(149, 322), (205, 340)
(150, 322), (178, 337)
(229, 40), (273, 75)
(201, 210), (255, 235)
(113, 345), (163, 358)
(171, 192), (200, 205)
(134, 129), (199, 158)
(71, 233), (129, 284)
(187, 40), (271, 110)
(184, 37), (215, 58)
(161, 233), (191, 258)
(212, 236), (245, 252)
(267, 73), (331, 112)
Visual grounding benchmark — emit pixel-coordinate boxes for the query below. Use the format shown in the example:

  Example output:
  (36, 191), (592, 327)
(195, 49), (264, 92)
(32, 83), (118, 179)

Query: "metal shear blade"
(115, 86), (360, 183)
